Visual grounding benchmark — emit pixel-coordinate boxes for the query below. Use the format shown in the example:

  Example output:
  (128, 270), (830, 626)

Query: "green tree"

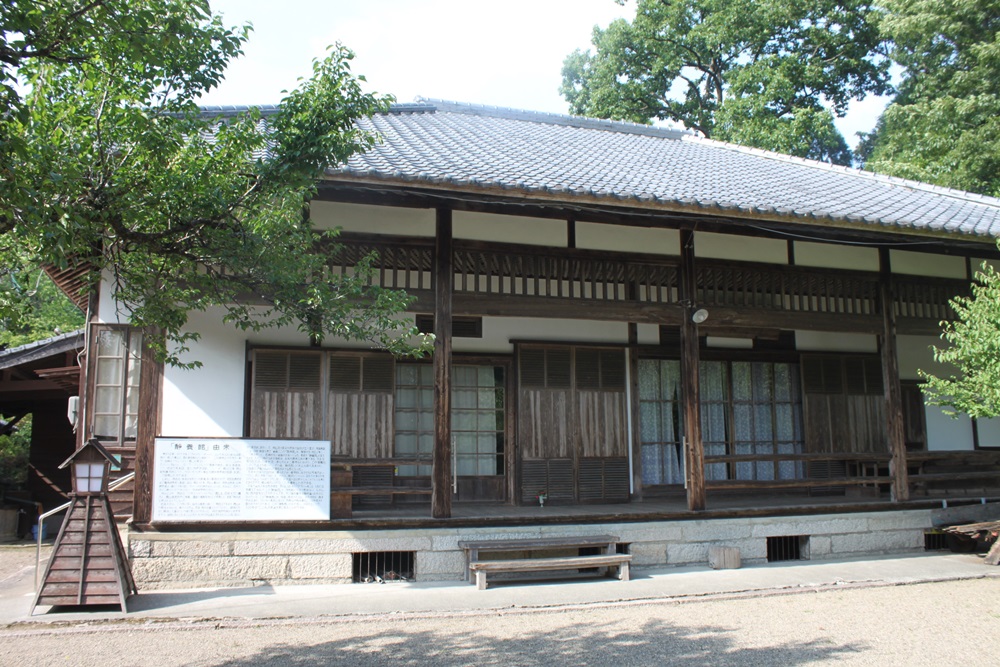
(0, 416), (31, 489)
(561, 0), (891, 165)
(0, 269), (84, 349)
(861, 0), (1000, 196)
(921, 263), (1000, 418)
(1, 0), (426, 366)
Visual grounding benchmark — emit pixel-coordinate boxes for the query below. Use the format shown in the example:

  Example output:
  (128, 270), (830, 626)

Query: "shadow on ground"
(208, 617), (865, 667)
(36, 584), (278, 616)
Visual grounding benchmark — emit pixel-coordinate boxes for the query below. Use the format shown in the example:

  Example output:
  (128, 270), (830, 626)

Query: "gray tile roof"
(329, 99), (1000, 241)
(0, 329), (84, 369)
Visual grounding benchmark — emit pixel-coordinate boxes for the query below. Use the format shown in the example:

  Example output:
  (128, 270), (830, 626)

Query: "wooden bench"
(469, 554), (632, 590)
(458, 535), (631, 590)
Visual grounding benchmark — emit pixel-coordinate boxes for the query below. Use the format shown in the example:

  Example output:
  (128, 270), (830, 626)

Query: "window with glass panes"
(394, 364), (434, 476)
(638, 359), (684, 485)
(730, 361), (804, 481)
(638, 358), (803, 485)
(92, 328), (142, 445)
(453, 365), (504, 477)
(394, 363), (505, 477)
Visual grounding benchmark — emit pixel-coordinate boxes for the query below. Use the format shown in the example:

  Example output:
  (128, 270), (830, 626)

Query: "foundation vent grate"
(352, 551), (415, 583)
(924, 530), (949, 551)
(766, 535), (804, 562)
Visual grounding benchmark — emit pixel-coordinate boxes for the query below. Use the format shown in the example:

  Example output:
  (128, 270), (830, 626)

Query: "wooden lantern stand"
(31, 439), (137, 614)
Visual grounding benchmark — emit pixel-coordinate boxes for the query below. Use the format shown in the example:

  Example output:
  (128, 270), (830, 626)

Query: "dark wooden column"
(879, 249), (909, 502)
(133, 331), (164, 524)
(628, 321), (643, 501)
(432, 208), (453, 518)
(679, 230), (706, 510)
(76, 286), (100, 450)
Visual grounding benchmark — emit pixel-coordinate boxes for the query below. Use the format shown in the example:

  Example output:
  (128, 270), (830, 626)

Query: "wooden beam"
(679, 230), (705, 510)
(880, 249), (909, 502)
(314, 182), (1000, 259)
(0, 379), (65, 393)
(132, 331), (164, 524)
(433, 209), (453, 519)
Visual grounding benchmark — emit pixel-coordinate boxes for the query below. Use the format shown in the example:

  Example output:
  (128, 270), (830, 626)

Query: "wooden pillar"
(76, 285), (100, 450)
(432, 208), (453, 518)
(879, 249), (909, 502)
(132, 331), (164, 524)
(628, 321), (643, 501)
(679, 230), (706, 510)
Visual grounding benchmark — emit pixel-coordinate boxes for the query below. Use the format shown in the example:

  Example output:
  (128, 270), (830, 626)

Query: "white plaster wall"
(575, 222), (679, 255)
(794, 331), (877, 353)
(97, 269), (133, 324)
(161, 308), (248, 437)
(453, 211), (567, 246)
(926, 408), (974, 451)
(793, 242), (879, 272)
(896, 335), (976, 451)
(453, 317), (630, 354)
(637, 323), (660, 346)
(695, 231), (787, 264)
(309, 201), (435, 236)
(976, 418), (1000, 448)
(890, 250), (966, 278)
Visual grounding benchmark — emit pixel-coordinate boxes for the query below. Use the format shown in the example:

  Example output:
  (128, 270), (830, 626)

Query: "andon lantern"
(31, 438), (137, 614)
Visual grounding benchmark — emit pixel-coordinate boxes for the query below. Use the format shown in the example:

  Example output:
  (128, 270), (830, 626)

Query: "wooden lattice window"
(249, 349), (393, 441)
(91, 327), (142, 446)
(575, 348), (626, 391)
(519, 347), (571, 389)
(395, 363), (506, 477)
(329, 354), (394, 394)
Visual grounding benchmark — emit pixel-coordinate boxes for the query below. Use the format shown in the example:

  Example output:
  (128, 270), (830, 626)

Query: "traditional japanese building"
(66, 100), (1000, 587)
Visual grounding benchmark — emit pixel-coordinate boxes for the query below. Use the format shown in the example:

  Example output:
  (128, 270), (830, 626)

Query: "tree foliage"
(0, 416), (31, 489)
(921, 263), (1000, 418)
(861, 0), (1000, 196)
(0, 269), (84, 349)
(561, 0), (891, 165)
(1, 0), (427, 366)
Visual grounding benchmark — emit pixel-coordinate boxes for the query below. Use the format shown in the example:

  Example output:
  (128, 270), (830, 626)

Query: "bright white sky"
(202, 0), (888, 146)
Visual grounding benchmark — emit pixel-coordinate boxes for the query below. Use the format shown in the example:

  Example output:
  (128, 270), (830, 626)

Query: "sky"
(202, 0), (889, 147)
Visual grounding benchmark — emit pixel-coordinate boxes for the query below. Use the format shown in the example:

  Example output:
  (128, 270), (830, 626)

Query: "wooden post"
(628, 321), (643, 501)
(679, 230), (706, 510)
(433, 209), (453, 518)
(76, 286), (100, 450)
(879, 249), (909, 502)
(132, 331), (164, 524)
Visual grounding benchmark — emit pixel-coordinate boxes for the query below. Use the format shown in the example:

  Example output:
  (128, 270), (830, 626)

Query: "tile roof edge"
(415, 97), (693, 141)
(197, 104), (282, 117)
(0, 328), (85, 360)
(322, 172), (1000, 242)
(681, 134), (1000, 210)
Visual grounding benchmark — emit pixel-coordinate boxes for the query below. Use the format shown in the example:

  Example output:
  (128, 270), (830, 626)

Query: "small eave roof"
(0, 329), (84, 370)
(325, 99), (1000, 243)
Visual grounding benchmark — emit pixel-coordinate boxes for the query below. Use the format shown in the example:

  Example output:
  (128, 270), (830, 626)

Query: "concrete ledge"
(126, 508), (937, 589)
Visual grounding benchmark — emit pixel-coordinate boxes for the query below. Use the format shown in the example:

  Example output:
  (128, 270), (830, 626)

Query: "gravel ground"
(0, 577), (997, 667)
(0, 542), (49, 586)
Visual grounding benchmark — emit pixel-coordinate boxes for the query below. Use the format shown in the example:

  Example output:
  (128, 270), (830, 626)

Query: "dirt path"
(1, 577), (998, 666)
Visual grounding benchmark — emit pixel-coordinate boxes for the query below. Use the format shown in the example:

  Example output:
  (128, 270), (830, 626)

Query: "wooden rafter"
(43, 262), (93, 312)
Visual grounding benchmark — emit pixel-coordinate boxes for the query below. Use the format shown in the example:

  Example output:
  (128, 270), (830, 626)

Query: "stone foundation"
(127, 508), (934, 589)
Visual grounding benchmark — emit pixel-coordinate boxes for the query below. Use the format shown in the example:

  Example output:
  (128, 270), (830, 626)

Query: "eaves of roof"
(0, 329), (85, 370)
(322, 99), (1000, 246)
